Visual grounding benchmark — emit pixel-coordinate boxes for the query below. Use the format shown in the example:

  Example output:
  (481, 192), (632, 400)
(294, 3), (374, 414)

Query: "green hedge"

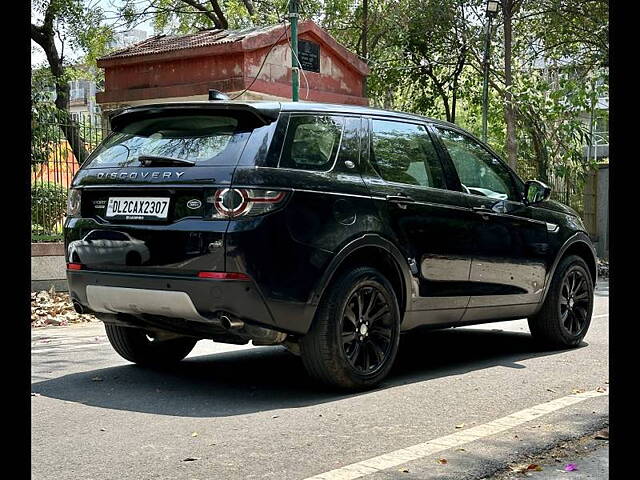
(32, 182), (67, 234)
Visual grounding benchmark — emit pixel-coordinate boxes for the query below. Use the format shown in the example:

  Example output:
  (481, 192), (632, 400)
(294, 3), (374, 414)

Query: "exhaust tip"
(72, 300), (84, 314)
(220, 315), (244, 330)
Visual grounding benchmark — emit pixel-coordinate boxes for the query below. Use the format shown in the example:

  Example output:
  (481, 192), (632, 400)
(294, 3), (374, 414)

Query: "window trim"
(431, 125), (525, 202)
(364, 116), (450, 191)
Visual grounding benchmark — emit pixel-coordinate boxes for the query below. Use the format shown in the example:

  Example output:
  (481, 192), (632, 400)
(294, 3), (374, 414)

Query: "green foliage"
(32, 0), (607, 215)
(31, 182), (68, 233)
(31, 69), (64, 165)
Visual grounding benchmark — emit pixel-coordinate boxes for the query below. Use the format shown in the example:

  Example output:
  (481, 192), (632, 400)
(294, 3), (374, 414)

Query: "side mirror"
(524, 180), (551, 205)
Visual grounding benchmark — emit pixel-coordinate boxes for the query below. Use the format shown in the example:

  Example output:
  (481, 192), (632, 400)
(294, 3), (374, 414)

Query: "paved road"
(31, 283), (609, 480)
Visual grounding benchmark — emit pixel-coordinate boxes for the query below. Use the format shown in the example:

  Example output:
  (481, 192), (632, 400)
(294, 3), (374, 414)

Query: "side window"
(370, 119), (446, 189)
(278, 115), (344, 171)
(436, 128), (518, 201)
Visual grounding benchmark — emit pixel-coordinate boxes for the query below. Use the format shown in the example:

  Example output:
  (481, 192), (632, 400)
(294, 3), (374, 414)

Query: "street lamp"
(481, 0), (500, 143)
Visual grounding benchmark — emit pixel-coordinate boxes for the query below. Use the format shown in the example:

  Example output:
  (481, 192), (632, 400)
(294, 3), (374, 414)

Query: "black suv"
(65, 101), (596, 390)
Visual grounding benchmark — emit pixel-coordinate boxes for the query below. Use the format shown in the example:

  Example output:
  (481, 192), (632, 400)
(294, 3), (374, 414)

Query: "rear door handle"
(386, 194), (415, 204)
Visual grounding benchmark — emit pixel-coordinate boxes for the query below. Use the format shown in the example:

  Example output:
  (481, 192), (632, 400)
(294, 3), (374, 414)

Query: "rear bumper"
(67, 269), (277, 333)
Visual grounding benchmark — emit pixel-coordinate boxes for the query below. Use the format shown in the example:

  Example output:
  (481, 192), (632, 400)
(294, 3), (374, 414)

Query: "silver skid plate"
(86, 285), (211, 322)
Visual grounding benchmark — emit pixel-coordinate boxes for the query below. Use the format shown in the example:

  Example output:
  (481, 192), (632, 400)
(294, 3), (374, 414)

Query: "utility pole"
(481, 1), (499, 143)
(289, 0), (299, 102)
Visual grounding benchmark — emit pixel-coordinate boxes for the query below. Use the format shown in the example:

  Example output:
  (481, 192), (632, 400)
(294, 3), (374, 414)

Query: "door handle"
(471, 205), (493, 214)
(471, 205), (493, 219)
(386, 194), (415, 204)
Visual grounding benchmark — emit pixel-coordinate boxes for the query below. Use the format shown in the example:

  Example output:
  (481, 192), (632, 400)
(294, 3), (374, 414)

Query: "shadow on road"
(32, 327), (584, 418)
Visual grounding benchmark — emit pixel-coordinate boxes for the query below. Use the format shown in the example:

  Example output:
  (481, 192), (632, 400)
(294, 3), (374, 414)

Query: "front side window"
(436, 128), (518, 201)
(279, 115), (344, 171)
(370, 120), (446, 189)
(86, 115), (242, 168)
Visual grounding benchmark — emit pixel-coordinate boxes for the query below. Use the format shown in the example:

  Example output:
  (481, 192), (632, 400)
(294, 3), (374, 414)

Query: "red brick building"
(96, 20), (370, 111)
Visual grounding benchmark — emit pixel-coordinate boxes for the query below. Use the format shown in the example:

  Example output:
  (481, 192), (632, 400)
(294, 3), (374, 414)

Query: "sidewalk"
(486, 430), (609, 479)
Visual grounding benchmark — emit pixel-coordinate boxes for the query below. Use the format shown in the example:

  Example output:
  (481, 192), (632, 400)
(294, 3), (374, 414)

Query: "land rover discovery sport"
(65, 101), (597, 390)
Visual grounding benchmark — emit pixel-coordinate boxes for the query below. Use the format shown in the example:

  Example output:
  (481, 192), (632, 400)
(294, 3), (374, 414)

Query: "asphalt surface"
(31, 282), (609, 480)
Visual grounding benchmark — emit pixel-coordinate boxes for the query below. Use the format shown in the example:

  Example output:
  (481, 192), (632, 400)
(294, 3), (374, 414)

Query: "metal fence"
(31, 111), (110, 242)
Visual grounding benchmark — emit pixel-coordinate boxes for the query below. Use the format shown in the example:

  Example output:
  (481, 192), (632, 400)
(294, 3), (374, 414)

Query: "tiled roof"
(101, 24), (282, 60)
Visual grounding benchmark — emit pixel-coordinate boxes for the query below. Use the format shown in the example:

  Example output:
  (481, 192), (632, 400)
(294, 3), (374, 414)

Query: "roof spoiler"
(109, 102), (280, 131)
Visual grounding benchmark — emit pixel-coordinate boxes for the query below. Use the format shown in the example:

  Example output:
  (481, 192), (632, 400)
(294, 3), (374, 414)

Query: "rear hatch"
(66, 103), (279, 275)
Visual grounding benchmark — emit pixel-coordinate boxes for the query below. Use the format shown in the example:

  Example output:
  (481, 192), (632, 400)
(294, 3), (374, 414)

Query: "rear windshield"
(85, 115), (248, 168)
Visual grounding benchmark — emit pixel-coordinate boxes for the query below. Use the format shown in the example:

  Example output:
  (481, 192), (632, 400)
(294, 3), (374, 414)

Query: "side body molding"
(308, 234), (414, 314)
(540, 231), (598, 305)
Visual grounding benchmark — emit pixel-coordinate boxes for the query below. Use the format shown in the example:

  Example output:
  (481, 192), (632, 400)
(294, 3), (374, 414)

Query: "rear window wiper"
(137, 155), (196, 167)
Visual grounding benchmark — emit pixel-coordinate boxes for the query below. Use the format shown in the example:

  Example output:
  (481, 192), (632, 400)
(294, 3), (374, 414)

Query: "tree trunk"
(241, 0), (255, 16)
(503, 2), (518, 171)
(362, 0), (368, 96)
(31, 15), (90, 165)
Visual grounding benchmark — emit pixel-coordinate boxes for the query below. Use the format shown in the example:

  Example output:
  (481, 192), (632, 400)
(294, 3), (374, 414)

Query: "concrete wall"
(583, 164), (609, 260)
(596, 165), (609, 259)
(32, 243), (68, 292)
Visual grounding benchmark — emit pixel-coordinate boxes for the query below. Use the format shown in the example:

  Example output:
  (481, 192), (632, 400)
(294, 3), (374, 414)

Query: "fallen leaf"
(272, 415), (280, 419)
(594, 429), (609, 440)
(182, 457), (200, 462)
(437, 458), (448, 465)
(191, 432), (199, 437)
(571, 388), (585, 394)
(100, 428), (106, 432)
(510, 463), (543, 473)
(399, 468), (409, 473)
(455, 423), (465, 429)
(456, 448), (466, 452)
(31, 392), (40, 397)
(546, 388), (557, 393)
(596, 386), (606, 393)
(91, 376), (103, 382)
(564, 463), (578, 471)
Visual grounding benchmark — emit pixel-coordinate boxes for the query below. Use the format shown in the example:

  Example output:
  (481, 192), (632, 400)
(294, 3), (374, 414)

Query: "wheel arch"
(542, 232), (597, 303)
(309, 234), (413, 320)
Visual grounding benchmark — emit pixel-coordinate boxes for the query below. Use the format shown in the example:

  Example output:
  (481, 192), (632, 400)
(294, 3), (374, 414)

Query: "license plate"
(106, 197), (170, 220)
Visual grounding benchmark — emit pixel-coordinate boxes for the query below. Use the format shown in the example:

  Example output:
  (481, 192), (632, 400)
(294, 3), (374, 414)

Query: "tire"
(528, 255), (594, 348)
(300, 267), (401, 390)
(104, 324), (197, 366)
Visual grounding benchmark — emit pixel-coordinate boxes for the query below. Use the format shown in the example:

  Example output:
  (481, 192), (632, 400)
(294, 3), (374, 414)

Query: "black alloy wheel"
(559, 267), (591, 336)
(301, 266), (401, 390)
(341, 285), (394, 375)
(528, 255), (594, 348)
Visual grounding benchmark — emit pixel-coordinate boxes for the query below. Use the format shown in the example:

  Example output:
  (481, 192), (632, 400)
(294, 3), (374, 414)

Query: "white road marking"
(31, 343), (110, 355)
(303, 389), (609, 480)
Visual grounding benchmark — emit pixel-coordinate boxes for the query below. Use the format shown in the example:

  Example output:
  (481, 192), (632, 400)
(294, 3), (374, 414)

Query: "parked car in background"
(68, 229), (150, 266)
(64, 101), (597, 390)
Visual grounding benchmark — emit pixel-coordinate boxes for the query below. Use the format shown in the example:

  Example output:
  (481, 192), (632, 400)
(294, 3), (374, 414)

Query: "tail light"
(209, 188), (287, 219)
(67, 262), (84, 270)
(67, 188), (82, 217)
